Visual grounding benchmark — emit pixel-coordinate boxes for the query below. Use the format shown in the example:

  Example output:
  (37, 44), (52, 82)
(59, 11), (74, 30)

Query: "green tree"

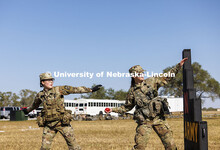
(81, 85), (128, 100)
(0, 92), (20, 106)
(105, 88), (115, 99)
(11, 93), (20, 106)
(20, 89), (37, 107)
(113, 89), (128, 100)
(81, 85), (107, 99)
(160, 62), (220, 102)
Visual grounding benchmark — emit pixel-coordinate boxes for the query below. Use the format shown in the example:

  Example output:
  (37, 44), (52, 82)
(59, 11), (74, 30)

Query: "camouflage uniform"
(27, 85), (92, 150)
(112, 64), (181, 150)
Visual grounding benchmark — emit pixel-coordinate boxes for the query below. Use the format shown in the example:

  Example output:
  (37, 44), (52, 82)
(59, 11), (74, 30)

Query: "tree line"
(0, 87), (128, 107)
(0, 89), (37, 107)
(0, 62), (219, 107)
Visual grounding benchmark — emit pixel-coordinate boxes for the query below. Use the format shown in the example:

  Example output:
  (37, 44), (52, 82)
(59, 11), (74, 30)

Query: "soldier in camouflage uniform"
(106, 58), (187, 150)
(23, 72), (101, 150)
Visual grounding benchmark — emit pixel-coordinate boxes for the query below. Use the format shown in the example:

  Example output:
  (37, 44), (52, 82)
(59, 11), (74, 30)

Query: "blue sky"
(0, 0), (219, 108)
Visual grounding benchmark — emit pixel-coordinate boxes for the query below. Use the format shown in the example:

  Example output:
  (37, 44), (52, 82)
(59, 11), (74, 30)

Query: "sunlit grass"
(0, 116), (219, 149)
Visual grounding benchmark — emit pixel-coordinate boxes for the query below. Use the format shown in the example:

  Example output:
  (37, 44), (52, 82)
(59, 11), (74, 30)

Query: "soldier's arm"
(154, 63), (181, 89)
(112, 91), (135, 114)
(59, 85), (92, 95)
(27, 93), (42, 113)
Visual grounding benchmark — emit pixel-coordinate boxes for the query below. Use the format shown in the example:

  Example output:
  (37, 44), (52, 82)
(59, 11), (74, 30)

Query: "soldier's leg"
(57, 125), (81, 150)
(153, 121), (177, 150)
(132, 124), (152, 150)
(41, 126), (57, 150)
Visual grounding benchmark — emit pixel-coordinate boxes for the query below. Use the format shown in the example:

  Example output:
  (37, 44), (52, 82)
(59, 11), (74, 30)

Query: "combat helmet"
(39, 72), (54, 87)
(129, 65), (145, 74)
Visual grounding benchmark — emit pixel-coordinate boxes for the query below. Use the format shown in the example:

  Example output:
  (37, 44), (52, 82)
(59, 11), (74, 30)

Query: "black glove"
(22, 108), (29, 115)
(91, 85), (102, 92)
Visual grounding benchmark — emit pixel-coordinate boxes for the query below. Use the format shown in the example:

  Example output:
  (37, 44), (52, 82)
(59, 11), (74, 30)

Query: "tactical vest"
(41, 87), (65, 122)
(133, 83), (165, 122)
(134, 83), (158, 108)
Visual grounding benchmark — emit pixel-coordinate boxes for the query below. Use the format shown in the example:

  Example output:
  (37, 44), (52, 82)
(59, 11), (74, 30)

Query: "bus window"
(119, 103), (124, 107)
(88, 102), (91, 107)
(79, 103), (83, 107)
(76, 103), (78, 107)
(111, 103), (113, 107)
(94, 103), (96, 107)
(101, 103), (104, 107)
(91, 102), (93, 107)
(85, 103), (87, 107)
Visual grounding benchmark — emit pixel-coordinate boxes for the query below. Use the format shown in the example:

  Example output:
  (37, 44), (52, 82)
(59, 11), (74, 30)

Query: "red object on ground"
(22, 107), (27, 110)
(105, 108), (110, 112)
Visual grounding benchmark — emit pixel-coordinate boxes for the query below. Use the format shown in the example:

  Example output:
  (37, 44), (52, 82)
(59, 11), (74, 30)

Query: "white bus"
(164, 97), (183, 112)
(64, 99), (134, 117)
(64, 97), (182, 117)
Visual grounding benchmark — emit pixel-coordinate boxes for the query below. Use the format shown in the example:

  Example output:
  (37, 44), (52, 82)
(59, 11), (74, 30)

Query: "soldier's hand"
(91, 85), (102, 92)
(180, 57), (188, 67)
(22, 108), (29, 115)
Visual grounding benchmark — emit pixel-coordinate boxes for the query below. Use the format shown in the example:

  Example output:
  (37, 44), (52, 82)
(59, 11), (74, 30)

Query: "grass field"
(0, 117), (219, 150)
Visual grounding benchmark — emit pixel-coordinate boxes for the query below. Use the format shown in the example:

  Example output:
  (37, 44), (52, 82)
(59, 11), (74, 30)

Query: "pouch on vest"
(44, 109), (61, 122)
(148, 100), (162, 118)
(149, 97), (170, 116)
(61, 110), (73, 125)
(37, 113), (45, 127)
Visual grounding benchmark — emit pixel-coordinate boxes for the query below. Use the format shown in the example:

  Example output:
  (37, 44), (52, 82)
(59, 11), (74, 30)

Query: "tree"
(0, 92), (20, 106)
(81, 85), (107, 99)
(160, 62), (220, 102)
(20, 89), (37, 107)
(11, 93), (20, 106)
(81, 85), (128, 100)
(113, 89), (128, 100)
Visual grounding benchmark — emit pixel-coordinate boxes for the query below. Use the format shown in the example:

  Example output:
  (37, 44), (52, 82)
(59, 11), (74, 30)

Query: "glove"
(91, 84), (102, 92)
(22, 108), (29, 115)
